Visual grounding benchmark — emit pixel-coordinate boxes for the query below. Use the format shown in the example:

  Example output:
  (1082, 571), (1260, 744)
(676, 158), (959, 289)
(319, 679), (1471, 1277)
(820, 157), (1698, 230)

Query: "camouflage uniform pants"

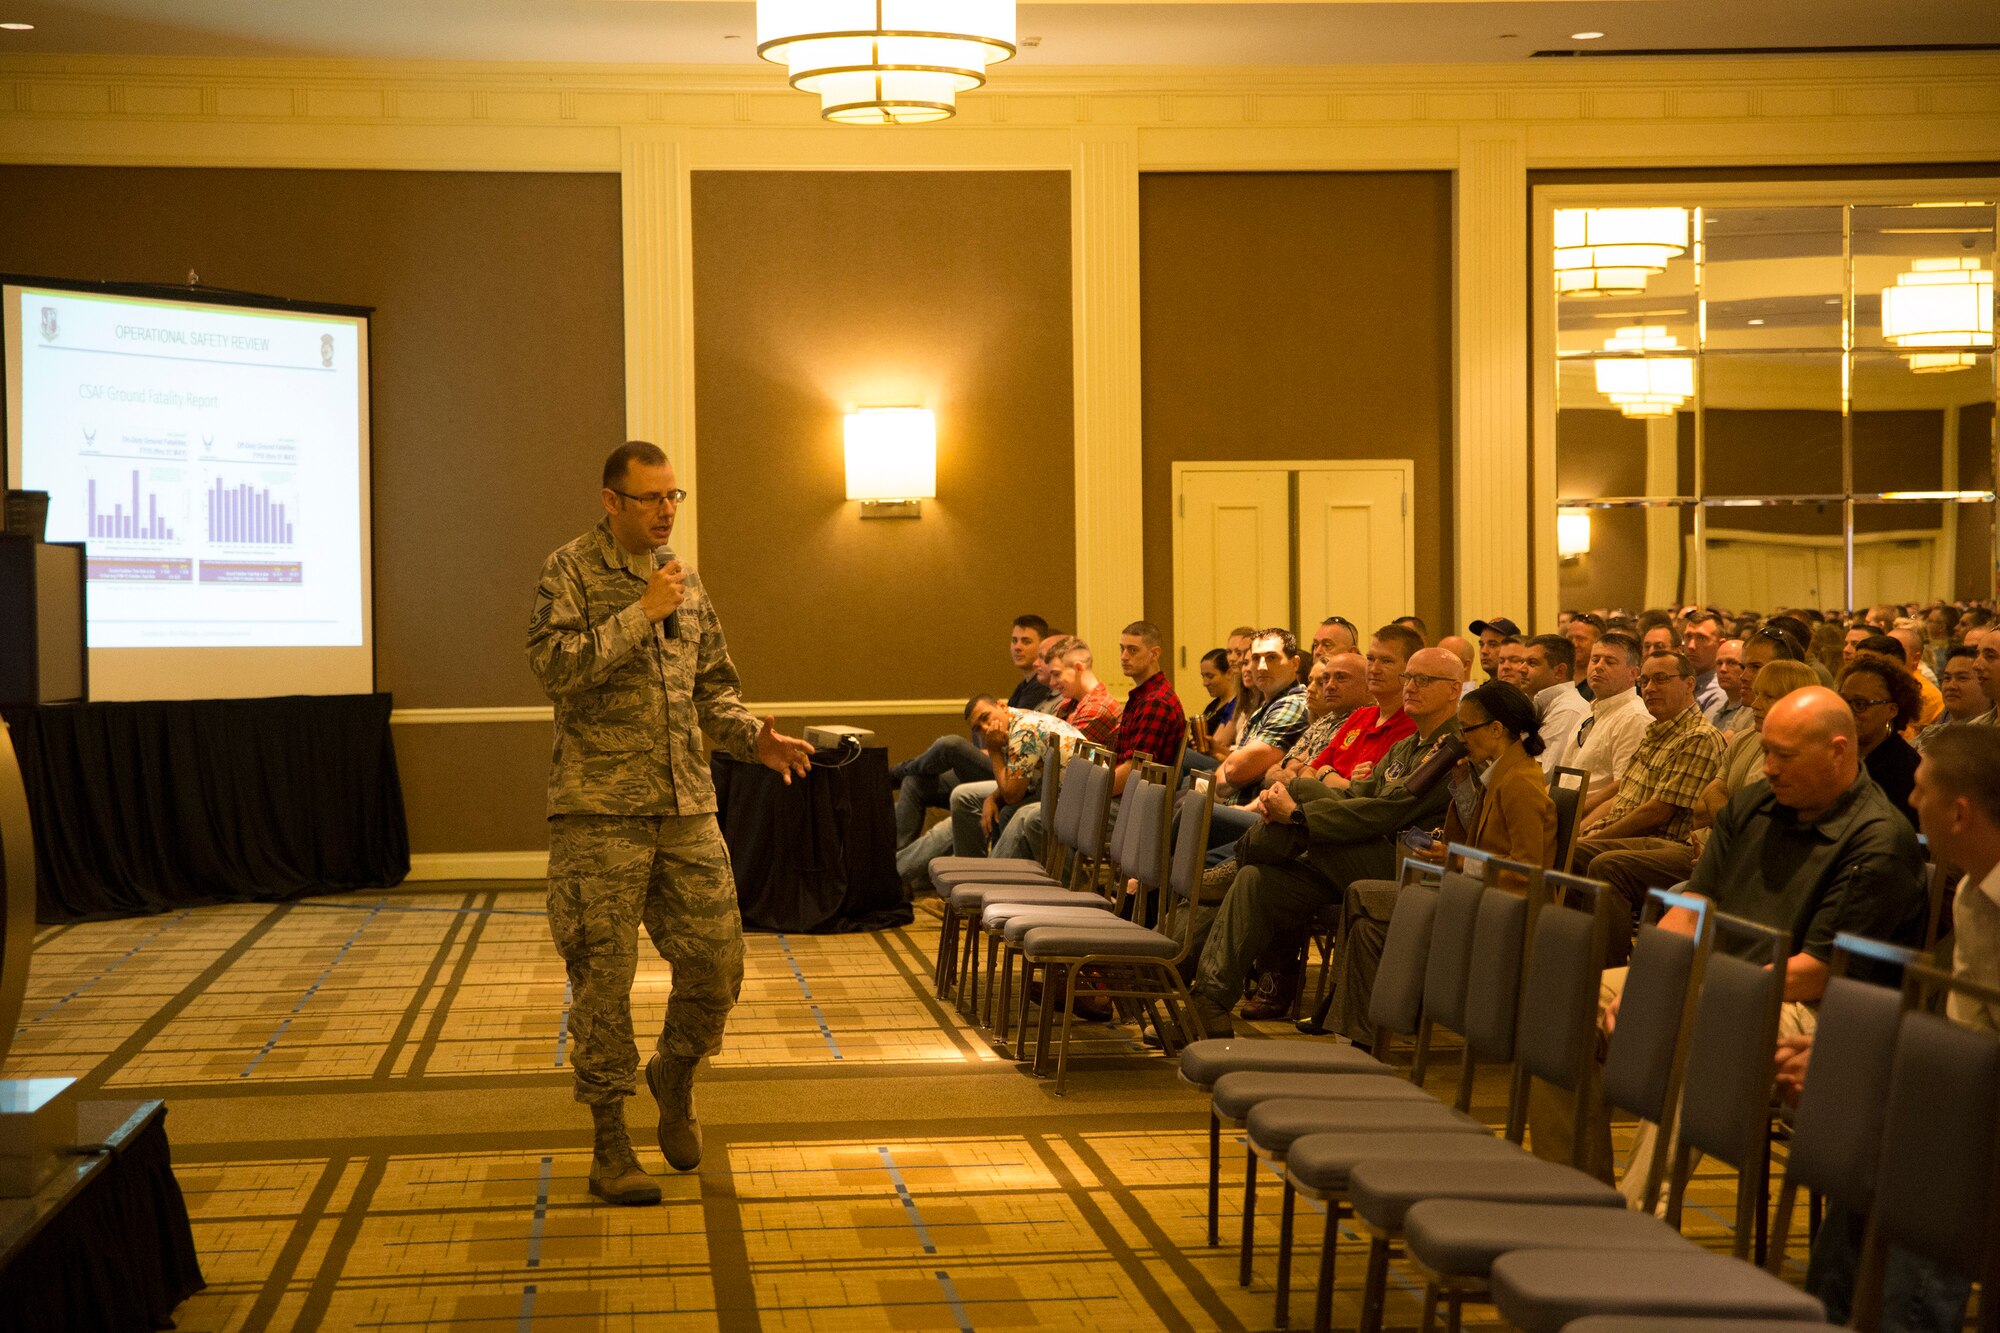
(546, 813), (746, 1106)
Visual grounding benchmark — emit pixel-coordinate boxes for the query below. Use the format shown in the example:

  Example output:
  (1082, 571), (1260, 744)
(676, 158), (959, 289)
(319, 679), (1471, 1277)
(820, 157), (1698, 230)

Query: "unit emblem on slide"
(320, 333), (334, 367)
(39, 306), (56, 342)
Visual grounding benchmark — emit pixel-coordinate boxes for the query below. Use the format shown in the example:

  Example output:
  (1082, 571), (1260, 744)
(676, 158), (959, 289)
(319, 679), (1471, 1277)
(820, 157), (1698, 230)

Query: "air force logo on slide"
(39, 306), (57, 342)
(320, 334), (334, 367)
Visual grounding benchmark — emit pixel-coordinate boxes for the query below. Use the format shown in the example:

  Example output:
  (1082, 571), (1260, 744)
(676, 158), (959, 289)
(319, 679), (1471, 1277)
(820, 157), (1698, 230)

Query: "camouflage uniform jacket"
(527, 518), (760, 817)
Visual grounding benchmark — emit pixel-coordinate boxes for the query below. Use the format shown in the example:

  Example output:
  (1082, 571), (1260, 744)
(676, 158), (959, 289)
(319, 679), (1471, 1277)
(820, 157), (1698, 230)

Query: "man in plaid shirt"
(1113, 621), (1187, 796)
(1570, 649), (1726, 964)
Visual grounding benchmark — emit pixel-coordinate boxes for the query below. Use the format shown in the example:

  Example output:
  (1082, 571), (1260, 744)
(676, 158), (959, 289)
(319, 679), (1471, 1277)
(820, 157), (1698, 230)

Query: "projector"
(804, 724), (875, 751)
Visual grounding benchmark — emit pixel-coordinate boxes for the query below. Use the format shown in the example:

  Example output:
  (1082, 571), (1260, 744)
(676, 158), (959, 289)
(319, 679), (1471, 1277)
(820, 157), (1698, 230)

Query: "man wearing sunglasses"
(528, 440), (816, 1206)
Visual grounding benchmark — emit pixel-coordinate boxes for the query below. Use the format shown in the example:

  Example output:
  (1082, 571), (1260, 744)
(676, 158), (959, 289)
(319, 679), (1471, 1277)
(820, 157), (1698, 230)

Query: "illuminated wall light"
(845, 407), (937, 517)
(1881, 257), (1993, 374)
(757, 0), (1015, 125)
(1557, 508), (1593, 559)
(1593, 325), (1695, 418)
(1553, 207), (1691, 296)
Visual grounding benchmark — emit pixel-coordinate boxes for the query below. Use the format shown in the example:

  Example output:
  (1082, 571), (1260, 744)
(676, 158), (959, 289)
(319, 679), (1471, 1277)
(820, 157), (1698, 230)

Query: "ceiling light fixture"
(1570, 31), (1605, 40)
(0, 22), (34, 30)
(1553, 208), (1691, 297)
(1881, 257), (1994, 374)
(1594, 325), (1695, 418)
(757, 1), (1016, 126)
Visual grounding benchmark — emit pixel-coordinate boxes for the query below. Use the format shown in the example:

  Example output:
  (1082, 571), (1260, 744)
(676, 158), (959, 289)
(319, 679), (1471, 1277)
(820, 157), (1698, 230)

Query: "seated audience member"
(1563, 612), (1607, 700)
(1681, 609), (1729, 718)
(1570, 631), (1653, 823)
(1216, 629), (1311, 803)
(1520, 633), (1589, 773)
(1007, 620), (1185, 865)
(1583, 660), (1818, 945)
(1890, 624), (1938, 683)
(1840, 622), (1874, 669)
(1924, 602), (1961, 678)
(1030, 635), (1072, 714)
(1325, 680), (1558, 1047)
(1772, 725), (2000, 1333)
(889, 614), (1048, 846)
(1494, 637), (1530, 689)
(1975, 625), (2000, 719)
(1533, 688), (1928, 1196)
(1710, 637), (1751, 736)
(1006, 614), (1052, 708)
(1182, 646), (1467, 1037)
(893, 695), (1082, 884)
(1208, 625), (1259, 752)
(1051, 639), (1120, 748)
(1916, 646), (1992, 749)
(1270, 653), (1368, 787)
(1570, 650), (1726, 964)
(1195, 647), (1238, 745)
(1836, 657), (1921, 822)
(1769, 613), (1837, 686)
(1437, 634), (1477, 694)
(1878, 627), (1945, 727)
(1639, 617), (1680, 661)
(1308, 625), (1425, 788)
(1393, 614), (1428, 643)
(1469, 616), (1523, 683)
(1310, 614), (1360, 663)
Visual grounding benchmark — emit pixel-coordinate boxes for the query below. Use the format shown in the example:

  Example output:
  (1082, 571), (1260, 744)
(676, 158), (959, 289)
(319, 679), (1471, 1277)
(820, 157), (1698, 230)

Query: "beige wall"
(689, 170), (1077, 701)
(1138, 171), (1455, 654)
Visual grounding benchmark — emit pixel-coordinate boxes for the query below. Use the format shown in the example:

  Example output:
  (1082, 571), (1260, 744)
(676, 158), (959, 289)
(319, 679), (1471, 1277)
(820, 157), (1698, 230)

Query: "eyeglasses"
(1460, 718), (1506, 734)
(1840, 695), (1893, 712)
(611, 488), (688, 509)
(1400, 672), (1456, 689)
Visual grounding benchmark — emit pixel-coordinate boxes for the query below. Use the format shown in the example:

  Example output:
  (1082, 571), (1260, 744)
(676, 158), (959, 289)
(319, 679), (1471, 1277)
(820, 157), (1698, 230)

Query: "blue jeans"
(1806, 1204), (1971, 1332)
(893, 734), (993, 847)
(1204, 804), (1259, 866)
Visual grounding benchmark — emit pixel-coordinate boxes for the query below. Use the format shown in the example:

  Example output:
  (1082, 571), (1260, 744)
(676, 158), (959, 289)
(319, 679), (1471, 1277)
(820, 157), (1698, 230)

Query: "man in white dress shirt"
(1570, 631), (1653, 823)
(1522, 633), (1589, 774)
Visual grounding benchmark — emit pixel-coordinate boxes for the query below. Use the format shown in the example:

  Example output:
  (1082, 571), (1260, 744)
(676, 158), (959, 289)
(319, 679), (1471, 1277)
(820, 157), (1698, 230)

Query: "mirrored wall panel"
(1552, 194), (1998, 615)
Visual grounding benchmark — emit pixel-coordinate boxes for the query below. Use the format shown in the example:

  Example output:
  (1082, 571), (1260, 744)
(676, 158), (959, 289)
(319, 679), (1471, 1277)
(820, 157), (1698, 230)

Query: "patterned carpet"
(7, 884), (1808, 1332)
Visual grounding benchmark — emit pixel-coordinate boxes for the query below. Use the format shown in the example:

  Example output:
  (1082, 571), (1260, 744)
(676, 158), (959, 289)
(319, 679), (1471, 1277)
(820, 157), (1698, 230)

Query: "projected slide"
(6, 286), (366, 649)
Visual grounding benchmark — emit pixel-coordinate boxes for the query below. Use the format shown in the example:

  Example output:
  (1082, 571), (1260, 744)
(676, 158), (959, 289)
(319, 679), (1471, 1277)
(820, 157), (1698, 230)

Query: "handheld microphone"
(653, 545), (678, 640)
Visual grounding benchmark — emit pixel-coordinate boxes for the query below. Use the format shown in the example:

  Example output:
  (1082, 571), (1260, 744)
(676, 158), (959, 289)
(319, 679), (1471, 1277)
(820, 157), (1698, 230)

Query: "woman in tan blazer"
(1440, 680), (1559, 872)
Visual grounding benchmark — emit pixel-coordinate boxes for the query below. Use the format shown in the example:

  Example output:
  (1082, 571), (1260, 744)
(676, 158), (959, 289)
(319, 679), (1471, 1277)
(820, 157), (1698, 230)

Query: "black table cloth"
(0, 1100), (205, 1333)
(3, 693), (409, 922)
(712, 745), (911, 933)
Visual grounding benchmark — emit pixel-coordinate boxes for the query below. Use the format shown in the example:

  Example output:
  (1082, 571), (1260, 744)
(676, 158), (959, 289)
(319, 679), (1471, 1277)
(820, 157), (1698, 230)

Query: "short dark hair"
(1464, 681), (1545, 757)
(1394, 614), (1428, 638)
(1569, 612), (1607, 635)
(1595, 631), (1642, 668)
(1922, 727), (2000, 827)
(1252, 627), (1300, 659)
(1497, 635), (1524, 648)
(1946, 645), (1979, 665)
(602, 439), (667, 490)
(1641, 620), (1683, 649)
(1642, 649), (1695, 679)
(1768, 614), (1814, 649)
(1372, 623), (1426, 662)
(1748, 625), (1805, 660)
(1526, 633), (1575, 677)
(963, 693), (1000, 721)
(1684, 609), (1724, 633)
(1855, 633), (1904, 661)
(1200, 648), (1231, 673)
(1839, 659), (1922, 731)
(1012, 614), (1050, 637)
(1122, 620), (1162, 649)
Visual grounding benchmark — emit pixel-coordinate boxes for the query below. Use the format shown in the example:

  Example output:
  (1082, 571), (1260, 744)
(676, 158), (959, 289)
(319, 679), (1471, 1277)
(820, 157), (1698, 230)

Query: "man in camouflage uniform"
(528, 440), (814, 1205)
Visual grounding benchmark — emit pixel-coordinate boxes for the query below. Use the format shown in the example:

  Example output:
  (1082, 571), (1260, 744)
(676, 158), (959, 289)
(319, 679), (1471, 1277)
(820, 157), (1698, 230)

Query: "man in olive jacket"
(1187, 646), (1468, 1036)
(527, 441), (814, 1205)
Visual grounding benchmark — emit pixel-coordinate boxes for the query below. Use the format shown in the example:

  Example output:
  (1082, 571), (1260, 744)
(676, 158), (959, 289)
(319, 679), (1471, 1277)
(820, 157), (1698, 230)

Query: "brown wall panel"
(0, 166), (626, 854)
(1138, 171), (1454, 655)
(690, 171), (1075, 704)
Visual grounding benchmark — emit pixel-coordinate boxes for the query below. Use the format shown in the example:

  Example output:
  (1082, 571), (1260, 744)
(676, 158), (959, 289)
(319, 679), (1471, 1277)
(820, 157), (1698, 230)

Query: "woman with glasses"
(1837, 658), (1923, 823)
(1421, 680), (1557, 874)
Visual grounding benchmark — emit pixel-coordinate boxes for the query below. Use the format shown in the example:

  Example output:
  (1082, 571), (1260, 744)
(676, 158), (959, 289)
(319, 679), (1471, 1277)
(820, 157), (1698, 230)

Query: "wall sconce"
(845, 407), (936, 518)
(1557, 508), (1592, 560)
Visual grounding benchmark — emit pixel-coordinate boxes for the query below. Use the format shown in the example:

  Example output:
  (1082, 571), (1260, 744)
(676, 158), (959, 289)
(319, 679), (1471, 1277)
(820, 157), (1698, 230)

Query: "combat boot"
(646, 1053), (704, 1171)
(587, 1101), (661, 1205)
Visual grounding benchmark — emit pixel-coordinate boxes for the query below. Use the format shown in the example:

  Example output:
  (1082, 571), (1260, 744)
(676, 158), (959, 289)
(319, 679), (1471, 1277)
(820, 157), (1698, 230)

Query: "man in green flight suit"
(527, 440), (814, 1205)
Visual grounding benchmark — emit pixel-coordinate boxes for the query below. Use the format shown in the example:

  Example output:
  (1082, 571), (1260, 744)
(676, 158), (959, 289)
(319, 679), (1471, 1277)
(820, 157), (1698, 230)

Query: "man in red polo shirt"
(1311, 623), (1422, 786)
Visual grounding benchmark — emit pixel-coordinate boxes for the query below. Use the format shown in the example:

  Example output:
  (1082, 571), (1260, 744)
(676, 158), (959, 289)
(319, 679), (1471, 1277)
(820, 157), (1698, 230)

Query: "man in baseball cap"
(1468, 617), (1523, 681)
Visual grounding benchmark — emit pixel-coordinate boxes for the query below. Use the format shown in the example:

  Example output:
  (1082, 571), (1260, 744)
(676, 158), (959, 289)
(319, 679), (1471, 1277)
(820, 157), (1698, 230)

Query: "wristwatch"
(1289, 806), (1307, 826)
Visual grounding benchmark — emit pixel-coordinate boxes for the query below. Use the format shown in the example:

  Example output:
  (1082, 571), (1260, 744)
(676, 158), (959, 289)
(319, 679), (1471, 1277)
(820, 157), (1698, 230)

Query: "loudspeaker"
(0, 535), (86, 706)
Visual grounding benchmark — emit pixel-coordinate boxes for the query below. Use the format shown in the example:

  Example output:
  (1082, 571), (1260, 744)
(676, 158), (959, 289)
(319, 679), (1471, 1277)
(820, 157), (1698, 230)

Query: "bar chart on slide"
(207, 478), (297, 545)
(88, 470), (179, 540)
